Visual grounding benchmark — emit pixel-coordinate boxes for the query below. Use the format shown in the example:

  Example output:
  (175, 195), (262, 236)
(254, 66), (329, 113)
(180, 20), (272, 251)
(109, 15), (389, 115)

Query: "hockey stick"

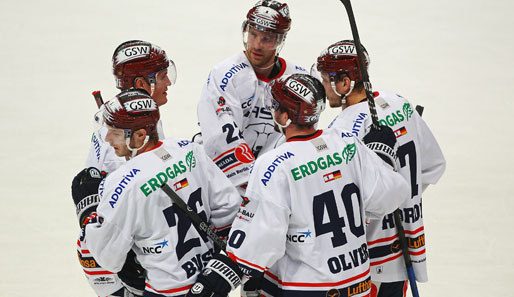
(339, 0), (379, 131)
(391, 105), (424, 297)
(160, 183), (227, 251)
(339, 1), (420, 295)
(92, 90), (104, 108)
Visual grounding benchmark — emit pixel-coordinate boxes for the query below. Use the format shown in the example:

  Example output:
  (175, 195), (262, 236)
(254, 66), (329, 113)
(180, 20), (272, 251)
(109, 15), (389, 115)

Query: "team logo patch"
(394, 127), (407, 138)
(323, 170), (341, 183)
(216, 96), (233, 116)
(173, 178), (188, 191)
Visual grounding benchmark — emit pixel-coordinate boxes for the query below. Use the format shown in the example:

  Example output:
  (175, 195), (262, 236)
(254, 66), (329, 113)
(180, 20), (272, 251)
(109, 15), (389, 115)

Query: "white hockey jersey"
(80, 114), (166, 296)
(327, 90), (446, 283)
(226, 129), (410, 297)
(84, 139), (241, 296)
(197, 51), (307, 188)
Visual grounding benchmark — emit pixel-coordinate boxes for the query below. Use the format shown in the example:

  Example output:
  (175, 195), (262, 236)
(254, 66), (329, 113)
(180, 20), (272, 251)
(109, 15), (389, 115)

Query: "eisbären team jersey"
(197, 51), (307, 189)
(81, 113), (166, 296)
(84, 139), (241, 296)
(328, 90), (446, 282)
(227, 129), (410, 297)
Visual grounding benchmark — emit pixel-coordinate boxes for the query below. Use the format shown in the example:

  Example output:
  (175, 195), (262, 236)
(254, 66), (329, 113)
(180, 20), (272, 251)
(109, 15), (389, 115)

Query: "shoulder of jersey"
(211, 51), (253, 75)
(281, 57), (308, 74)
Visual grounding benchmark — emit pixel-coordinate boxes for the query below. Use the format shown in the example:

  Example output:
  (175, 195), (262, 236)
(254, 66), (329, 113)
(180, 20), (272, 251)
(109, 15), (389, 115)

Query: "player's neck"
(285, 125), (317, 140)
(346, 88), (367, 107)
(132, 140), (161, 158)
(252, 57), (280, 79)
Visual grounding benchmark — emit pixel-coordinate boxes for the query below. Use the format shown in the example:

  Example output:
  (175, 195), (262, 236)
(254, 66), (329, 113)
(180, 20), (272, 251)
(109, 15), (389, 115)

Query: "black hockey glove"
(363, 125), (398, 170)
(187, 253), (243, 297)
(71, 167), (106, 227)
(117, 250), (146, 297)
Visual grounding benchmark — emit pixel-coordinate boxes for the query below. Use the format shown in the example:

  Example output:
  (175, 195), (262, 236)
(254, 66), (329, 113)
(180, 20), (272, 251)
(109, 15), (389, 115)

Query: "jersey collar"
(286, 130), (323, 142)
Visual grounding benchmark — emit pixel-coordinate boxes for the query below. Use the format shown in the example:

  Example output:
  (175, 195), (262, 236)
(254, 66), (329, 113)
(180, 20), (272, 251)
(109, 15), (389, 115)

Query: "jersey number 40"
(313, 183), (365, 248)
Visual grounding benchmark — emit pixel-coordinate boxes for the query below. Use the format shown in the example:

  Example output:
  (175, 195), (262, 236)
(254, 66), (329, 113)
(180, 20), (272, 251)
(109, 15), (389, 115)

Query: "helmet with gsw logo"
(270, 73), (326, 126)
(316, 40), (370, 82)
(112, 40), (176, 89)
(242, 0), (291, 52)
(102, 89), (160, 136)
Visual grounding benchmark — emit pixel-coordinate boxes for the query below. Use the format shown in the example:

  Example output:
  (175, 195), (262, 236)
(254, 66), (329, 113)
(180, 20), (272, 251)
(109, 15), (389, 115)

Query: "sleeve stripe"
(264, 268), (370, 287)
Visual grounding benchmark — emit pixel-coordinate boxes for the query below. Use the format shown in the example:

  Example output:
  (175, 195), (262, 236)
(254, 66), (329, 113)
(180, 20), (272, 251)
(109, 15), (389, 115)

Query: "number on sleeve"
(397, 140), (418, 198)
(222, 122), (243, 144)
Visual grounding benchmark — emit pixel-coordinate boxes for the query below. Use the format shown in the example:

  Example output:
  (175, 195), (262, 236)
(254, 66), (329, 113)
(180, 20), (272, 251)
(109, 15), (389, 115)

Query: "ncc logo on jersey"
(286, 230), (313, 244)
(142, 239), (169, 254)
(115, 45), (150, 64)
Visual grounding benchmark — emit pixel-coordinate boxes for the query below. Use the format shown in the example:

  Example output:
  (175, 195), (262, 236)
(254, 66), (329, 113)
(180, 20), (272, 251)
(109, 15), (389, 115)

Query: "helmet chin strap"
(331, 80), (355, 106)
(272, 111), (291, 135)
(126, 135), (150, 159)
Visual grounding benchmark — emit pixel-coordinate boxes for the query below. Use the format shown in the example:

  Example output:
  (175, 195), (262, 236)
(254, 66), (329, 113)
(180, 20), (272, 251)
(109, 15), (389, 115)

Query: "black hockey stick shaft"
(391, 105), (424, 297)
(160, 183), (227, 251)
(339, 0), (380, 130)
(393, 210), (420, 297)
(92, 90), (104, 109)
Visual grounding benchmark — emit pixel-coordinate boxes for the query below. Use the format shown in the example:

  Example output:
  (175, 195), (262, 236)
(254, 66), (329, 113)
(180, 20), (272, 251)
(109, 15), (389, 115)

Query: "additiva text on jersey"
(219, 63), (249, 91)
(109, 169), (140, 208)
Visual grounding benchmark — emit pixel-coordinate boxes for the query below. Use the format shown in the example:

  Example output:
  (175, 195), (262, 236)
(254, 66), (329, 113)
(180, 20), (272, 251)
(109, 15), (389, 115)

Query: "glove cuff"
(205, 255), (242, 290)
(76, 194), (100, 227)
(365, 142), (399, 171)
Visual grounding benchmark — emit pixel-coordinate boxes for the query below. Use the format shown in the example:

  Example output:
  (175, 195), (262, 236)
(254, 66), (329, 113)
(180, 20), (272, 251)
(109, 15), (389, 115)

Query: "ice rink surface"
(1, 0), (512, 296)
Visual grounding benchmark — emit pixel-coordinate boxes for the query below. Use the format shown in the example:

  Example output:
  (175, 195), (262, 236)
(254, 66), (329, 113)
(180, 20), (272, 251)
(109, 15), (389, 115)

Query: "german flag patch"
(173, 178), (188, 191)
(323, 170), (342, 183)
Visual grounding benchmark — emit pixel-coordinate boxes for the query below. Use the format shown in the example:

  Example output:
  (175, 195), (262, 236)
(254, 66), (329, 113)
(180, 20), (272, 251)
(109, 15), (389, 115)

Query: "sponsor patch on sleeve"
(235, 196), (259, 224)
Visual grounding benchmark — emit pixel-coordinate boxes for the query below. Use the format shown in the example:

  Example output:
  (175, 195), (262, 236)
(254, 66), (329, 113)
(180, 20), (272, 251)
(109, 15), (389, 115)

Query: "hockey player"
(73, 40), (176, 296)
(314, 40), (446, 297)
(81, 90), (241, 297)
(185, 73), (411, 297)
(85, 40), (176, 173)
(196, 0), (308, 194)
